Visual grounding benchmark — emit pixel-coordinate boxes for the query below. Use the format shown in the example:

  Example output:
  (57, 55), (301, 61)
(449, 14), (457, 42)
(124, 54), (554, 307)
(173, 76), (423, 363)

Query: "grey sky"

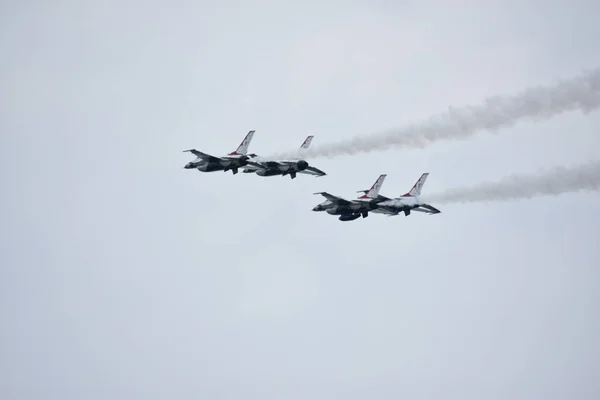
(1, 1), (599, 399)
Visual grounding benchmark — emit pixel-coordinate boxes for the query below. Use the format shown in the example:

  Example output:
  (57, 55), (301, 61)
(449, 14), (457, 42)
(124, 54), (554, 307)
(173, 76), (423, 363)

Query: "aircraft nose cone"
(184, 163), (194, 169)
(312, 205), (322, 211)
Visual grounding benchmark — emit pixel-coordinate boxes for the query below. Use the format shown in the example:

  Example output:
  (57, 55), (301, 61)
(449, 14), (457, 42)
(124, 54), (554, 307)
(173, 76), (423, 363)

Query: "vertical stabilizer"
(403, 173), (429, 197)
(229, 130), (255, 155)
(300, 135), (314, 149)
(358, 174), (387, 199)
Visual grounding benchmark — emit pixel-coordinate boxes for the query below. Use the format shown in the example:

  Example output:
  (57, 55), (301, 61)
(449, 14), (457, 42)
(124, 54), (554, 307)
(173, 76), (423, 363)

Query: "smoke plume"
(269, 67), (600, 159)
(422, 161), (600, 205)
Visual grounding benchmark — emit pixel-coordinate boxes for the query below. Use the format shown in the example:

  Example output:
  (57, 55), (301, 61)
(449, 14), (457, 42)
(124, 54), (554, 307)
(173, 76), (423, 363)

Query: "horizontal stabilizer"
(411, 208), (430, 213)
(420, 203), (441, 214)
(299, 166), (327, 177)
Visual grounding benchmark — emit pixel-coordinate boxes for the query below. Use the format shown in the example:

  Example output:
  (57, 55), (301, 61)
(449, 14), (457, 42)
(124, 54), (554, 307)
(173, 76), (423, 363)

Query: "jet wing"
(298, 166), (327, 177)
(371, 205), (399, 215)
(246, 160), (281, 169)
(411, 207), (431, 213)
(313, 192), (352, 205)
(247, 160), (325, 176)
(183, 149), (222, 163)
(418, 204), (441, 214)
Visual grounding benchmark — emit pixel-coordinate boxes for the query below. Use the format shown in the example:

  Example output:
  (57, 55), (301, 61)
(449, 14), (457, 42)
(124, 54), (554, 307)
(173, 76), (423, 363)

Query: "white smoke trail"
(269, 67), (600, 159)
(422, 161), (600, 205)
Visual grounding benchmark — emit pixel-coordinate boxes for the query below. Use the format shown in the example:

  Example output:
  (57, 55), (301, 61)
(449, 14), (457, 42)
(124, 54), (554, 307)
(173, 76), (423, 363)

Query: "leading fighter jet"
(242, 135), (327, 179)
(312, 174), (390, 221)
(183, 130), (256, 175)
(372, 173), (441, 217)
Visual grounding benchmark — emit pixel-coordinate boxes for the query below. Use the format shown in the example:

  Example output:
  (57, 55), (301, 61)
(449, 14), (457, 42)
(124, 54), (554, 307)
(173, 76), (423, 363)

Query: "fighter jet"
(242, 135), (327, 179)
(372, 173), (441, 217)
(183, 130), (256, 175)
(312, 174), (391, 221)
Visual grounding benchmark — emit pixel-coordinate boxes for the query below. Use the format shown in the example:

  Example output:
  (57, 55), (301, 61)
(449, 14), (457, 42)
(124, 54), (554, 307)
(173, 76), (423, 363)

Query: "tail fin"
(300, 135), (314, 149)
(229, 130), (255, 155)
(402, 173), (429, 197)
(358, 174), (387, 199)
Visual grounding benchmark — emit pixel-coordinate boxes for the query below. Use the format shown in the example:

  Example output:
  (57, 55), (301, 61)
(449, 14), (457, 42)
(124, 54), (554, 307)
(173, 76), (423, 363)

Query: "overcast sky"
(2, 0), (600, 399)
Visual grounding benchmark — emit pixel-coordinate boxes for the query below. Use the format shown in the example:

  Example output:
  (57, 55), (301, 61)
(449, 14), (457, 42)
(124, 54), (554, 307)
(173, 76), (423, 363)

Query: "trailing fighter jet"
(312, 174), (391, 221)
(242, 135), (327, 179)
(183, 130), (256, 175)
(372, 173), (441, 217)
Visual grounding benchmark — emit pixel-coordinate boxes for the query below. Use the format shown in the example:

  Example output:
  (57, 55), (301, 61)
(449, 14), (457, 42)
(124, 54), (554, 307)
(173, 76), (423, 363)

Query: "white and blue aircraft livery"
(183, 130), (256, 175)
(243, 135), (327, 179)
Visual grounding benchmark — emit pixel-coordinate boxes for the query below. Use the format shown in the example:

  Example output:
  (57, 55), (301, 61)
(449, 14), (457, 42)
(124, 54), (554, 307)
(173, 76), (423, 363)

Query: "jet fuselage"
(313, 198), (380, 215)
(379, 196), (420, 210)
(184, 155), (251, 172)
(249, 160), (309, 177)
